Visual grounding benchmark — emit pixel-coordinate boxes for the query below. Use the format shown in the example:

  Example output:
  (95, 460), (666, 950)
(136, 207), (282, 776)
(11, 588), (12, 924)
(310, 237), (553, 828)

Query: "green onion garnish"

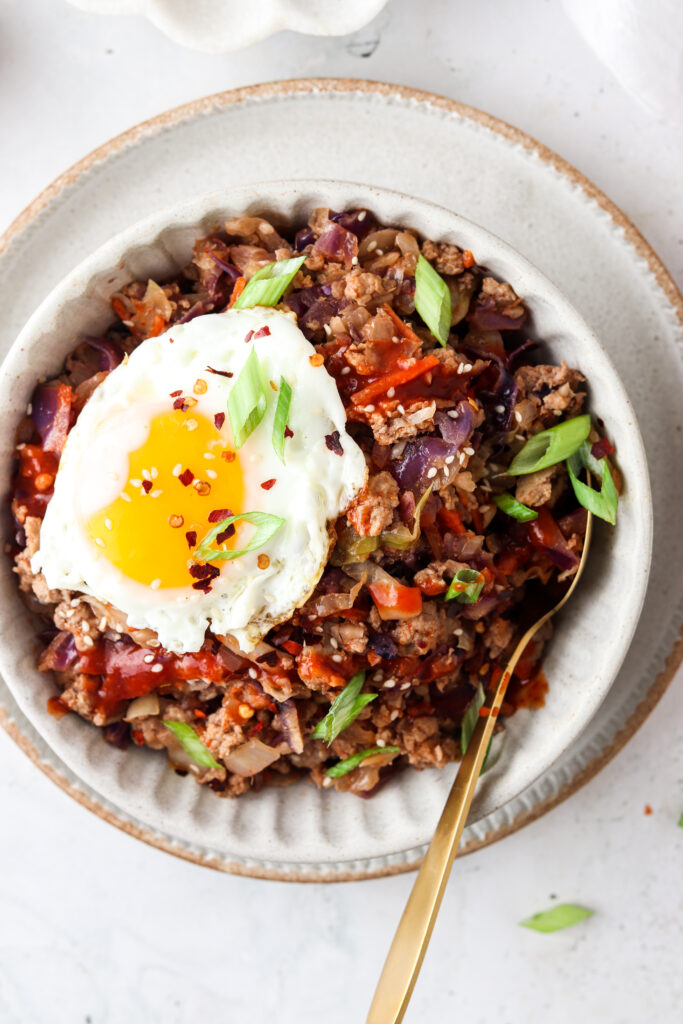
(460, 682), (485, 755)
(381, 484), (433, 549)
(508, 415), (591, 475)
(311, 671), (377, 745)
(445, 568), (484, 604)
(493, 492), (539, 522)
(567, 441), (618, 525)
(233, 256), (305, 309)
(678, 812), (683, 828)
(227, 347), (268, 449)
(326, 745), (401, 779)
(481, 732), (504, 774)
(520, 904), (594, 933)
(414, 254), (451, 347)
(272, 376), (292, 464)
(163, 720), (223, 771)
(194, 511), (285, 563)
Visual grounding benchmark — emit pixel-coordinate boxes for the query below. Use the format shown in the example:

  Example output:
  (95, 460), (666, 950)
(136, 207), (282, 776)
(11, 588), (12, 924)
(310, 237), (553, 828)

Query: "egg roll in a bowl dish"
(4, 183), (643, 815)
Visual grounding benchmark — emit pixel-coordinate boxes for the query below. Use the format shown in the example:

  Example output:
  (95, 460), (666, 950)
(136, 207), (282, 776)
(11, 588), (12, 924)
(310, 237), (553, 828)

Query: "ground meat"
(515, 361), (586, 424)
(13, 517), (61, 606)
(326, 620), (368, 654)
(484, 617), (515, 659)
(514, 466), (558, 508)
(390, 604), (451, 655)
(421, 239), (465, 276)
(362, 399), (437, 444)
(202, 704), (247, 762)
(346, 471), (399, 536)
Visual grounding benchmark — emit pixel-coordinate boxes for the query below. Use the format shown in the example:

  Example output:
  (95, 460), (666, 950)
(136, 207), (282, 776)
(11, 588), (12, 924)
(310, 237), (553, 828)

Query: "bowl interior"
(0, 181), (652, 864)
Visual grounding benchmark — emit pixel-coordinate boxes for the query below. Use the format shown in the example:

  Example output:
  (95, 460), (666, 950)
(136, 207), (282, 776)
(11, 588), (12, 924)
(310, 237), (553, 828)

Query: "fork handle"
(365, 668), (511, 1024)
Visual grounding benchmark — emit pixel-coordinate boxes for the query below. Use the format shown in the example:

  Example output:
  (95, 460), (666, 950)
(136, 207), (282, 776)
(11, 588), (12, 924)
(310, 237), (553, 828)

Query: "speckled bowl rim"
(0, 78), (680, 883)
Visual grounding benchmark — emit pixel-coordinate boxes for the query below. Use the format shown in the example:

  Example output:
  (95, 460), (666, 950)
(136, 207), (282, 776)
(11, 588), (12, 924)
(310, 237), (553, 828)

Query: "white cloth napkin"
(563, 0), (683, 123)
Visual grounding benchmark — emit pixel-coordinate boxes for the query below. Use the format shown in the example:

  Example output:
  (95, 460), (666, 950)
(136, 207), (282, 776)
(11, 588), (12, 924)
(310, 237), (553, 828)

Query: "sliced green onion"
(481, 732), (505, 774)
(461, 682), (486, 756)
(330, 528), (379, 565)
(311, 671), (376, 745)
(381, 485), (433, 549)
(445, 568), (484, 604)
(227, 347), (268, 449)
(567, 441), (618, 525)
(415, 254), (451, 347)
(326, 745), (401, 779)
(678, 812), (683, 828)
(493, 492), (538, 522)
(272, 376), (292, 464)
(520, 904), (594, 933)
(194, 511), (285, 563)
(233, 256), (305, 309)
(163, 720), (223, 771)
(508, 415), (591, 475)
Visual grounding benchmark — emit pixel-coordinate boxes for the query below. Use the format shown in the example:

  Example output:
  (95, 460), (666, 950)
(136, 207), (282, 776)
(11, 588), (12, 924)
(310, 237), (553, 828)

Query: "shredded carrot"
(111, 297), (129, 320)
(193, 708), (207, 719)
(351, 354), (440, 407)
(367, 650), (381, 667)
(463, 250), (475, 269)
(282, 640), (302, 657)
(437, 507), (467, 535)
(228, 276), (247, 308)
(382, 304), (422, 343)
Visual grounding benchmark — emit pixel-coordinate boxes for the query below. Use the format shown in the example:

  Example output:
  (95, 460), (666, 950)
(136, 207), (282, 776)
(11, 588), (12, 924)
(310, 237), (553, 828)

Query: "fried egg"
(34, 308), (367, 653)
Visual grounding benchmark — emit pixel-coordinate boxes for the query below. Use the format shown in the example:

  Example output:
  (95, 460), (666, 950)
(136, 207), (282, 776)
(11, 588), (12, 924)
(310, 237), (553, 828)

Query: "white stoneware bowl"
(0, 181), (652, 866)
(66, 0), (389, 53)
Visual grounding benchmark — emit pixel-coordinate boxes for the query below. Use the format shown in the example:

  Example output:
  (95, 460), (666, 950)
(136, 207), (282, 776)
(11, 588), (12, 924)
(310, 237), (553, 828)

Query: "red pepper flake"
(208, 508), (231, 523)
(244, 329), (254, 344)
(253, 326), (271, 339)
(479, 706), (491, 717)
(221, 449), (236, 462)
(260, 478), (277, 490)
(463, 249), (475, 269)
(132, 729), (145, 746)
(216, 524), (235, 543)
(179, 468), (194, 487)
(185, 530), (197, 548)
(325, 430), (344, 456)
(644, 804), (653, 815)
(284, 425), (294, 438)
(214, 412), (225, 431)
(189, 562), (220, 592)
(170, 389), (183, 397)
(173, 396), (197, 412)
(591, 437), (614, 460)
(193, 708), (207, 719)
(142, 479), (153, 494)
(206, 366), (233, 378)
(248, 720), (264, 738)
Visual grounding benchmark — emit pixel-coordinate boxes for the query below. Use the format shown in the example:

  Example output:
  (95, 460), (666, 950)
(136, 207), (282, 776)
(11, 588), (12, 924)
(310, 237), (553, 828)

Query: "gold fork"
(366, 506), (593, 1024)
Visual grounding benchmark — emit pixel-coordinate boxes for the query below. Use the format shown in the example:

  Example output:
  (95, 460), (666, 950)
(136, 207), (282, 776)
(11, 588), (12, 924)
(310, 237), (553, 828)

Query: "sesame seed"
(204, 452), (215, 459)
(365, 404), (375, 413)
(553, 409), (563, 416)
(454, 628), (463, 636)
(463, 363), (473, 372)
(331, 654), (343, 662)
(150, 490), (163, 498)
(514, 411), (523, 423)
(81, 635), (94, 649)
(341, 366), (351, 375)
(445, 455), (455, 465)
(358, 211), (367, 221)
(172, 464), (182, 476)
(435, 744), (443, 760)
(323, 323), (332, 336)
(105, 518), (113, 530)
(447, 409), (459, 418)
(70, 598), (80, 607)
(376, 249), (384, 256)
(322, 776), (333, 788)
(151, 663), (163, 673)
(401, 682), (411, 690)
(248, 668), (257, 679)
(397, 404), (405, 415)
(495, 405), (505, 414)
(351, 256), (358, 265)
(99, 617), (107, 631)
(376, 738), (386, 748)
(26, 403), (32, 415)
(130, 479), (141, 488)
(383, 679), (396, 689)
(95, 537), (105, 548)
(329, 637), (339, 649)
(142, 469), (151, 481)
(367, 240), (377, 252)
(426, 467), (438, 479)
(150, 579), (161, 590)
(390, 710), (399, 721)
(457, 364), (464, 374)
(372, 671), (383, 681)
(149, 639), (160, 647)
(464, 446), (475, 456)
(81, 621), (90, 633)
(206, 469), (217, 479)
(151, 467), (158, 479)
(480, 504), (491, 513)
(387, 387), (396, 398)
(143, 653), (155, 663)
(459, 452), (467, 464)
(184, 418), (198, 431)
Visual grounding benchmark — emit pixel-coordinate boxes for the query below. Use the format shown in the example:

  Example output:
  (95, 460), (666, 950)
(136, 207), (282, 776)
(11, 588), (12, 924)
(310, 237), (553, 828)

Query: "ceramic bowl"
(0, 181), (652, 866)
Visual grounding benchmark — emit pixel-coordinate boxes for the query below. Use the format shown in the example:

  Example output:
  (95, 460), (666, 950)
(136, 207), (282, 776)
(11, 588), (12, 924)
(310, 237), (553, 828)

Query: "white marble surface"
(1, 1), (681, 1021)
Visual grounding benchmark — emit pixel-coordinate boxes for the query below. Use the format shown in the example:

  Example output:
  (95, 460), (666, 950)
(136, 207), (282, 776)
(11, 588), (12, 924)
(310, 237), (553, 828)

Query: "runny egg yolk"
(87, 409), (244, 588)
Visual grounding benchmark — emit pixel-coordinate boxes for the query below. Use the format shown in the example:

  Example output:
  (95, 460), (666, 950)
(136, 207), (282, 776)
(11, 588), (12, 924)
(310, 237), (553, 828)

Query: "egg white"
(34, 308), (367, 653)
